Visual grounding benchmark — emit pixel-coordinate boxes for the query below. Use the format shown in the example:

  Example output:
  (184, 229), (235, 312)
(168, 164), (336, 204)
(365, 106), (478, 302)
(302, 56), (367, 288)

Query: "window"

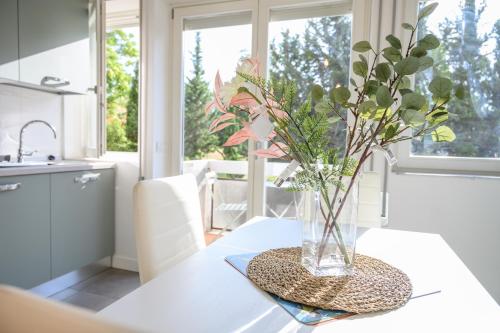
(264, 6), (352, 218)
(179, 10), (253, 230)
(397, 0), (500, 172)
(105, 2), (140, 152)
(171, 0), (370, 225)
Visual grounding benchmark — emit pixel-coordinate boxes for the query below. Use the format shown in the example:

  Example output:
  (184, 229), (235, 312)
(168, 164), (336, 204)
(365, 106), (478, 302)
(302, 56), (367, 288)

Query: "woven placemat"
(247, 247), (412, 313)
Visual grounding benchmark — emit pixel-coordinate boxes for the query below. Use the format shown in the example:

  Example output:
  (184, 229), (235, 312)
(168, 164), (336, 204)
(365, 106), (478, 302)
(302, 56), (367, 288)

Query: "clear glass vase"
(296, 177), (359, 277)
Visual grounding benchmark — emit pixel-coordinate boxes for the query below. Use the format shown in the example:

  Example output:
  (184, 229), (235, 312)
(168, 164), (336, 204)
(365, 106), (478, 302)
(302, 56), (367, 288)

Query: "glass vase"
(296, 177), (359, 277)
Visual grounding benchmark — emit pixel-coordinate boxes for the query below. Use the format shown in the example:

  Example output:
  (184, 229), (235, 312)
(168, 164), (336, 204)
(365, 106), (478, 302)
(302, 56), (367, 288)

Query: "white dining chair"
(0, 284), (140, 333)
(133, 174), (206, 284)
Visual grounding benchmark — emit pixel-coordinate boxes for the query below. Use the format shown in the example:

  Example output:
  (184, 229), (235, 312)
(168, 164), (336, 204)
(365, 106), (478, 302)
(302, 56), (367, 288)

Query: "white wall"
(387, 172), (500, 303)
(0, 85), (62, 160)
(102, 152), (140, 271)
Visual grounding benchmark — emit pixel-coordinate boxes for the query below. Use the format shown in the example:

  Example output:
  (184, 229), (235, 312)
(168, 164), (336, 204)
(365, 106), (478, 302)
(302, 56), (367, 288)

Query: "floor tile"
(62, 290), (116, 312)
(71, 268), (140, 300)
(48, 288), (79, 301)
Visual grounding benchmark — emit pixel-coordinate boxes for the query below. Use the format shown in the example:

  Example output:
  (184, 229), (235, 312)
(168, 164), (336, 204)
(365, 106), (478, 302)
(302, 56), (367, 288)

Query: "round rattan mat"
(247, 247), (412, 313)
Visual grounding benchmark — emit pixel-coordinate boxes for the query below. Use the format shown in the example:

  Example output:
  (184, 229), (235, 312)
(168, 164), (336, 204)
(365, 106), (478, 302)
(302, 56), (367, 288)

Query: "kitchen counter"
(0, 160), (115, 177)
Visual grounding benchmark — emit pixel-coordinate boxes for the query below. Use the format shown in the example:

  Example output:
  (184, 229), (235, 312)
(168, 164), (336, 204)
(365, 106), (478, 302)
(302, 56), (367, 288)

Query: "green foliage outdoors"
(183, 32), (218, 160)
(413, 0), (500, 157)
(106, 29), (139, 152)
(269, 16), (352, 155)
(183, 33), (248, 161)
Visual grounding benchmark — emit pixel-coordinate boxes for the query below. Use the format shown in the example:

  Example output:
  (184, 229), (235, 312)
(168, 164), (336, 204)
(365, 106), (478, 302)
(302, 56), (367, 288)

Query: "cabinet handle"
(40, 76), (70, 88)
(74, 173), (101, 184)
(0, 183), (21, 193)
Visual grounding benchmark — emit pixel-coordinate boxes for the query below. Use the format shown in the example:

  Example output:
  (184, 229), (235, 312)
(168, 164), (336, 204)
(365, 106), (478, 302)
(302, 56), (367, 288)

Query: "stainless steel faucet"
(17, 120), (57, 163)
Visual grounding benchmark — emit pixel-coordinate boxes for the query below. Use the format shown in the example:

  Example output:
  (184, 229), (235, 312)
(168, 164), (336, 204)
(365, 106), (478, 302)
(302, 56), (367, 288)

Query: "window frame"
(99, 1), (141, 156)
(170, 0), (377, 219)
(393, 0), (500, 174)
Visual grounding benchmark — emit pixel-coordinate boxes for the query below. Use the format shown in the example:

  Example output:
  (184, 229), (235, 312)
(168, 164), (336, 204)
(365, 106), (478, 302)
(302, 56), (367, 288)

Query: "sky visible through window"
(183, 19), (313, 87)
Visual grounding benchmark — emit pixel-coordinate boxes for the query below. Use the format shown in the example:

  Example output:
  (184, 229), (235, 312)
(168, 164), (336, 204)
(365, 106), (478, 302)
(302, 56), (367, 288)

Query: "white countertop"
(0, 159), (115, 177)
(99, 217), (500, 333)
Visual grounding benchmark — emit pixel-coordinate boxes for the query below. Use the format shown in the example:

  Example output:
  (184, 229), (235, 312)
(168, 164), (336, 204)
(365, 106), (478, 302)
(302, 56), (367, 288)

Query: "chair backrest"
(133, 174), (206, 284)
(0, 285), (140, 333)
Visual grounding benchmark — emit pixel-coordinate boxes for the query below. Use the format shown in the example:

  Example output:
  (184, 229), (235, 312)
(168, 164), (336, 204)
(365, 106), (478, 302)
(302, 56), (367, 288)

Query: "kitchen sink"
(0, 161), (53, 168)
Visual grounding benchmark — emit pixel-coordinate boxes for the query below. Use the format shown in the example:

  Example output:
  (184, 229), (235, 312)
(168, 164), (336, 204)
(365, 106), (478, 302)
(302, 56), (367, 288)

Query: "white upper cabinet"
(0, 0), (20, 80)
(0, 0), (92, 94)
(18, 0), (91, 94)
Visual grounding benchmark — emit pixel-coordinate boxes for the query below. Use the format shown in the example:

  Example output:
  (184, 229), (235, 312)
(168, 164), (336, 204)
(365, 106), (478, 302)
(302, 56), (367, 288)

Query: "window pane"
(265, 12), (352, 219)
(182, 21), (252, 230)
(412, 0), (500, 158)
(105, 26), (140, 152)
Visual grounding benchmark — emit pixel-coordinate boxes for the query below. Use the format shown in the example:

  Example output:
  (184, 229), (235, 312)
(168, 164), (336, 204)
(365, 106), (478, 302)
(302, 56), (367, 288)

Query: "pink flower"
(236, 58), (260, 77)
(223, 122), (258, 146)
(213, 71), (227, 113)
(209, 113), (236, 132)
(230, 92), (258, 108)
(254, 142), (288, 158)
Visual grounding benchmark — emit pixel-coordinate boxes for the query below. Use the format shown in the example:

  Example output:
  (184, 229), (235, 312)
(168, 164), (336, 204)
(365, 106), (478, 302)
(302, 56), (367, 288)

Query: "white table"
(99, 217), (500, 332)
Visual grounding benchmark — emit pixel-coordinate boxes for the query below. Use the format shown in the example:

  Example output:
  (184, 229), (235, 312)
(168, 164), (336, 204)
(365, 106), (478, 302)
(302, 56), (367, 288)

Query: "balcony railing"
(183, 159), (296, 231)
(183, 159), (388, 232)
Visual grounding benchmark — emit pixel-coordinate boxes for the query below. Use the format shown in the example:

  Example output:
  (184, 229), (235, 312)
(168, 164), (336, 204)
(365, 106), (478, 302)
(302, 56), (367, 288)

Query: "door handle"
(0, 183), (21, 192)
(74, 173), (101, 185)
(40, 76), (70, 88)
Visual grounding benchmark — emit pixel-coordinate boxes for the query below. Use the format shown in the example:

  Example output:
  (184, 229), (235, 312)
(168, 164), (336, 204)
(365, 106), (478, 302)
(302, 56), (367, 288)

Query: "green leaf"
(364, 80), (379, 96)
(431, 125), (456, 142)
(384, 123), (399, 140)
(382, 47), (402, 63)
(399, 76), (412, 89)
(410, 46), (428, 58)
(455, 85), (465, 99)
(385, 34), (402, 49)
(376, 86), (393, 108)
(399, 88), (413, 95)
(418, 56), (434, 71)
(418, 2), (438, 21)
(401, 109), (425, 127)
(418, 34), (440, 50)
(394, 56), (420, 75)
(315, 99), (331, 113)
(426, 109), (448, 125)
(328, 115), (341, 124)
(375, 63), (392, 82)
(359, 100), (377, 116)
(359, 54), (368, 65)
(352, 41), (372, 53)
(332, 86), (351, 104)
(311, 84), (324, 101)
(401, 92), (426, 110)
(353, 61), (369, 77)
(402, 23), (414, 30)
(429, 77), (452, 98)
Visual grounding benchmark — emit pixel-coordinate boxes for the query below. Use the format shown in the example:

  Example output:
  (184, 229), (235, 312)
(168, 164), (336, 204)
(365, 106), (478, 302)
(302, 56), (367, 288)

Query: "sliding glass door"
(263, 2), (353, 219)
(173, 2), (257, 231)
(172, 0), (355, 229)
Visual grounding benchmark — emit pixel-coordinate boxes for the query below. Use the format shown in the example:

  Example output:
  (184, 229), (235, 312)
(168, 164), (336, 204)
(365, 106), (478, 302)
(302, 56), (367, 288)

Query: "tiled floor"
(49, 268), (140, 312)
(47, 231), (223, 312)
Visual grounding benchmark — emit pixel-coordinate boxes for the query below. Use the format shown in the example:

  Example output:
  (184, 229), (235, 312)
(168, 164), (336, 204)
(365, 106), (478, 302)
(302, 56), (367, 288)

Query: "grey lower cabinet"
(0, 168), (114, 288)
(0, 175), (51, 288)
(51, 169), (115, 278)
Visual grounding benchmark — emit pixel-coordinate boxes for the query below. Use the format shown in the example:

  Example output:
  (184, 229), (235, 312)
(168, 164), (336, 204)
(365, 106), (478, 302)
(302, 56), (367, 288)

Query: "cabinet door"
(51, 169), (114, 278)
(0, 175), (51, 288)
(0, 0), (19, 80)
(18, 0), (90, 93)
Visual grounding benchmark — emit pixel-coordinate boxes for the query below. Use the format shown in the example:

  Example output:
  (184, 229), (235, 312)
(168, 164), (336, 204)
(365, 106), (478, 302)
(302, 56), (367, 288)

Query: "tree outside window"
(106, 28), (139, 152)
